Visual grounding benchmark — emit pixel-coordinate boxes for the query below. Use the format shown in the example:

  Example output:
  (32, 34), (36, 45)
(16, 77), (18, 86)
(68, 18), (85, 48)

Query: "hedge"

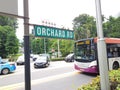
(77, 69), (120, 90)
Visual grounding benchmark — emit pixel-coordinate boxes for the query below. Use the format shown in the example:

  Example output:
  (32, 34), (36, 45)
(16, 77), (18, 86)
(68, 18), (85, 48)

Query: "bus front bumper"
(74, 64), (98, 74)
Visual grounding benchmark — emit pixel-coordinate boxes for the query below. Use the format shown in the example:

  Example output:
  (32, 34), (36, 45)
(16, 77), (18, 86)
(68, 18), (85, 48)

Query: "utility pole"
(44, 38), (46, 54)
(58, 39), (60, 58)
(24, 0), (31, 90)
(95, 0), (110, 90)
(0, 0), (31, 90)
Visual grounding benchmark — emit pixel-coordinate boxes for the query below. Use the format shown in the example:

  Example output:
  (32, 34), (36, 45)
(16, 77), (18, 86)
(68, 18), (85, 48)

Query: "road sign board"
(34, 25), (74, 39)
(0, 0), (18, 15)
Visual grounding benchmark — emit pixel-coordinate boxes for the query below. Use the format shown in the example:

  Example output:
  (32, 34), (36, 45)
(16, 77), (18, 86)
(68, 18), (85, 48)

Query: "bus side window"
(107, 48), (113, 58)
(108, 52), (112, 57)
(113, 48), (118, 57)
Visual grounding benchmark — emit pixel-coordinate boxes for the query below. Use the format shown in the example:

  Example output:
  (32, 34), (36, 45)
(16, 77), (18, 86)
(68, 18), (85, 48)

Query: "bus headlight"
(89, 61), (97, 67)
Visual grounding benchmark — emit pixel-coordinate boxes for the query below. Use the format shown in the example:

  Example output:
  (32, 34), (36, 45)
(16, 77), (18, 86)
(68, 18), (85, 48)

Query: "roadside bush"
(77, 69), (120, 90)
(78, 76), (100, 90)
(8, 54), (22, 62)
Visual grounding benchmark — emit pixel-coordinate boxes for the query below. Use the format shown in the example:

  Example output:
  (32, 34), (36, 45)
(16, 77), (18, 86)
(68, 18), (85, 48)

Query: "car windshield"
(67, 53), (74, 57)
(36, 56), (47, 62)
(0, 59), (8, 64)
(17, 56), (24, 60)
(39, 54), (50, 59)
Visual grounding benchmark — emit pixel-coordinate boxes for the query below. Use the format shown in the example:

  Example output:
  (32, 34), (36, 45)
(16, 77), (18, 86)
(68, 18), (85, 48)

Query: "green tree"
(0, 15), (18, 29)
(30, 38), (50, 54)
(103, 16), (120, 38)
(29, 34), (74, 57)
(31, 38), (42, 54)
(73, 14), (96, 40)
(60, 39), (74, 56)
(43, 38), (74, 57)
(0, 16), (18, 58)
(50, 39), (58, 52)
(5, 31), (19, 55)
(0, 26), (8, 57)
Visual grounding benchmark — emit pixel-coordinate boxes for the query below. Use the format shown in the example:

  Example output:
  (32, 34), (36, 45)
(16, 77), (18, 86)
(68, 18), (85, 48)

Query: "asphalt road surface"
(0, 61), (96, 90)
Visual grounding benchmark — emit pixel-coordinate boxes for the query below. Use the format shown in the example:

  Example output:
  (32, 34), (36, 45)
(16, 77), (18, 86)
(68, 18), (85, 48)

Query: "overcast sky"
(16, 0), (120, 41)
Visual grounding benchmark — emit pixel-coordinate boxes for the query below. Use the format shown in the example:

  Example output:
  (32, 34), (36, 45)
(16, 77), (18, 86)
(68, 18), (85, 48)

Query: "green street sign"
(34, 25), (74, 39)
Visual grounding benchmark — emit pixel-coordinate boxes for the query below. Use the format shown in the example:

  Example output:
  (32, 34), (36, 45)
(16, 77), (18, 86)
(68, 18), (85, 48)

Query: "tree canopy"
(0, 15), (19, 58)
(29, 35), (74, 57)
(73, 14), (97, 40)
(73, 14), (120, 40)
(103, 16), (120, 38)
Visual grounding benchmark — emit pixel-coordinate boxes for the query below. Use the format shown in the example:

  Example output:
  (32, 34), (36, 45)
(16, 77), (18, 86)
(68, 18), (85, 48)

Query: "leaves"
(0, 16), (18, 58)
(77, 69), (120, 90)
(73, 14), (97, 40)
(73, 14), (120, 40)
(30, 36), (74, 57)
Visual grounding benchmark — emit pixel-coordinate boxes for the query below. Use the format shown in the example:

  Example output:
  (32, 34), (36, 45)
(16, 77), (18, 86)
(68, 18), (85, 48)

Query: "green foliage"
(0, 16), (18, 58)
(51, 58), (64, 61)
(0, 26), (8, 57)
(5, 31), (19, 55)
(30, 37), (51, 54)
(30, 36), (74, 57)
(103, 16), (120, 38)
(31, 38), (43, 54)
(8, 53), (22, 62)
(0, 15), (18, 29)
(60, 39), (74, 56)
(116, 84), (120, 90)
(73, 14), (120, 40)
(73, 14), (97, 40)
(78, 69), (120, 90)
(78, 76), (100, 90)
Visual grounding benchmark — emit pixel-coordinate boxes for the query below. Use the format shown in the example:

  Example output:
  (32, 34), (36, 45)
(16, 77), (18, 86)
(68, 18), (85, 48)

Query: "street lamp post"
(58, 39), (60, 58)
(44, 38), (46, 54)
(95, 0), (110, 90)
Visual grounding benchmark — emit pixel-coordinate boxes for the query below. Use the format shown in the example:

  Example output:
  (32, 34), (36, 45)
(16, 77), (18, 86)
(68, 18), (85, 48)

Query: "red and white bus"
(74, 37), (120, 73)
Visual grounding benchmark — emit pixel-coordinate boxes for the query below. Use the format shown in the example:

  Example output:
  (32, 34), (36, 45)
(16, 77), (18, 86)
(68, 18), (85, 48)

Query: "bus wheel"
(112, 61), (119, 70)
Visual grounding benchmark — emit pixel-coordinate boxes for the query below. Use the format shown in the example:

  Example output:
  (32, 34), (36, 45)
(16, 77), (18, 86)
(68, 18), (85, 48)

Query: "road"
(0, 61), (96, 90)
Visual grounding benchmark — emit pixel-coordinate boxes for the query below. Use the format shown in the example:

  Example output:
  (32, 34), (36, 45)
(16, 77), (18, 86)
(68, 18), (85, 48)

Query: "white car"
(16, 55), (33, 65)
(16, 55), (24, 65)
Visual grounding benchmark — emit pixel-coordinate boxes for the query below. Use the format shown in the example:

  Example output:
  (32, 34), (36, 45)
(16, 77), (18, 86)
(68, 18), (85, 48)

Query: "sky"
(16, 0), (120, 41)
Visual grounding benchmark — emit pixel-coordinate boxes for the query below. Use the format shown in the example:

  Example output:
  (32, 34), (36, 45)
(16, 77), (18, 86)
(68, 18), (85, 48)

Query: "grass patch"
(8, 54), (22, 62)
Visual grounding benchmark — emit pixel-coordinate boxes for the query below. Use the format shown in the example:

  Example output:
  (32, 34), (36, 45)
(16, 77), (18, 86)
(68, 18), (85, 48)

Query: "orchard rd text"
(34, 25), (74, 39)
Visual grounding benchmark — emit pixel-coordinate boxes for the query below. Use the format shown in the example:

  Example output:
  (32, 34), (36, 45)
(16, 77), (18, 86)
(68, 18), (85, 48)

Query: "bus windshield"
(75, 43), (96, 62)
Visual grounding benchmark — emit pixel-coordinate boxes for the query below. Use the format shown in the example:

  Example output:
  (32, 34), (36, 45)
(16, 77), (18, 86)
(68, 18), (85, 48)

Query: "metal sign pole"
(0, 0), (31, 89)
(24, 0), (31, 90)
(95, 0), (110, 90)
